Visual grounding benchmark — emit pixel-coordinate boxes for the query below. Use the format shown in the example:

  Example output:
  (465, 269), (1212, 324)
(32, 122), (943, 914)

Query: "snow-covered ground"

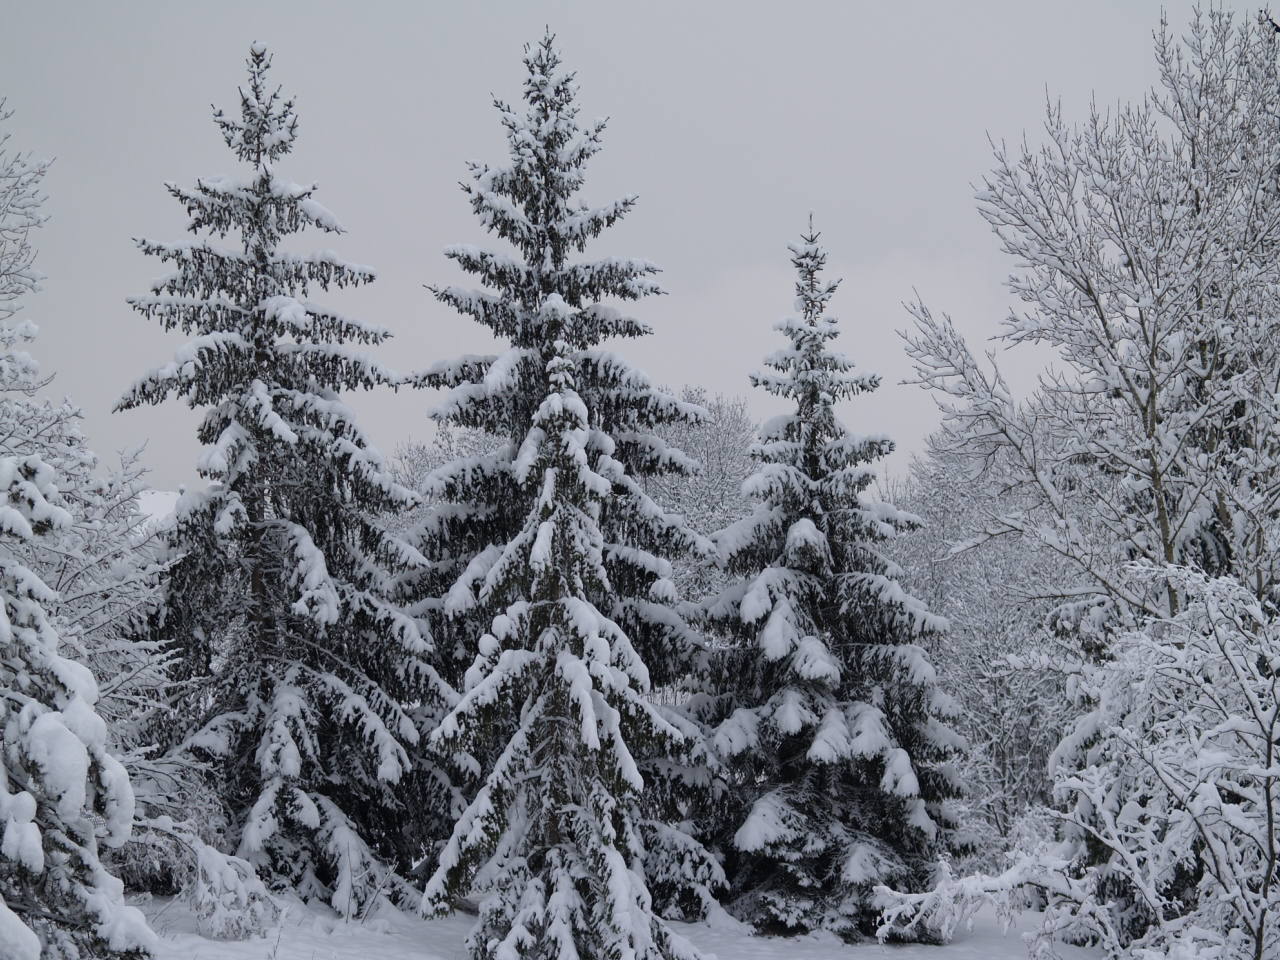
(139, 896), (1099, 960)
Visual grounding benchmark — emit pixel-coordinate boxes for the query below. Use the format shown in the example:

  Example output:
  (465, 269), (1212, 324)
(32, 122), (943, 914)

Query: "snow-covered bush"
(182, 837), (279, 939)
(120, 813), (280, 940)
(1040, 565), (1280, 959)
(878, 565), (1280, 960)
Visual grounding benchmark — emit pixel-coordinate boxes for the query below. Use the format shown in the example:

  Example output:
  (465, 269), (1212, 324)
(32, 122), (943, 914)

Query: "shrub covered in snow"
(878, 565), (1280, 960)
(1039, 566), (1280, 959)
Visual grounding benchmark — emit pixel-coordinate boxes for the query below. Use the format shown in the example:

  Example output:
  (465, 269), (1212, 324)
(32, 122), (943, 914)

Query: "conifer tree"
(705, 223), (964, 939)
(415, 33), (714, 960)
(117, 46), (447, 914)
(0, 102), (154, 960)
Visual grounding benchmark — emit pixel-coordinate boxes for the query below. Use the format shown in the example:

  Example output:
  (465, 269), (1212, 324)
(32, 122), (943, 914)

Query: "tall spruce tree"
(705, 224), (964, 939)
(117, 46), (447, 914)
(0, 104), (154, 960)
(415, 33), (715, 960)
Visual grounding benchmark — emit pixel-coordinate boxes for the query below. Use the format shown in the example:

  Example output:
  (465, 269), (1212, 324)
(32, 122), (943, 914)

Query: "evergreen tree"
(0, 102), (154, 960)
(117, 45), (447, 914)
(415, 33), (714, 960)
(705, 223), (963, 939)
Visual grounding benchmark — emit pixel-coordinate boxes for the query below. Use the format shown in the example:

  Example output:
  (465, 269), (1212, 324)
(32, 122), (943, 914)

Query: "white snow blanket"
(141, 896), (1100, 960)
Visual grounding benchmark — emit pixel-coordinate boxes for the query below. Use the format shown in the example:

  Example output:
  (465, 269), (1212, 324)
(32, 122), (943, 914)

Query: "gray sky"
(2, 0), (1213, 489)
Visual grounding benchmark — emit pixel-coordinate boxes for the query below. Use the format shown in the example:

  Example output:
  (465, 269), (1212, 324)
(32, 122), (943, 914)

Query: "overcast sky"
(2, 0), (1216, 489)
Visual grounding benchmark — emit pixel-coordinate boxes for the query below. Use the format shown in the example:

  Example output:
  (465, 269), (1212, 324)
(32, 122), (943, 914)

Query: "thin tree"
(883, 10), (1280, 953)
(0, 100), (155, 960)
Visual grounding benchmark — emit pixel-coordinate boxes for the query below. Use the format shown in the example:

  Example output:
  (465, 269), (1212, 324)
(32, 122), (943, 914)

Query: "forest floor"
(138, 894), (1100, 960)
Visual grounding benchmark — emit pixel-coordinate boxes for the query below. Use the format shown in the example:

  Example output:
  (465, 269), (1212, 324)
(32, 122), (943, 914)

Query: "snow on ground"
(139, 895), (1099, 960)
(141, 894), (474, 960)
(674, 907), (1098, 960)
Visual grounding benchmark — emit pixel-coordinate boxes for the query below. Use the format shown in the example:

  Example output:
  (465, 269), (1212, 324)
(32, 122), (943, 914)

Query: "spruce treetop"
(752, 219), (879, 429)
(428, 31), (662, 360)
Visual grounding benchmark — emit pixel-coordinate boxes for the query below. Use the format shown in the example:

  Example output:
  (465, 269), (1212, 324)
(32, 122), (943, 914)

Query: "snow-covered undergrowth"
(138, 895), (1099, 960)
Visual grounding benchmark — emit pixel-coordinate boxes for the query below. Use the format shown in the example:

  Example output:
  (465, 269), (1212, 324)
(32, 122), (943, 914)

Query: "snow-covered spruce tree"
(0, 102), (154, 960)
(415, 34), (715, 959)
(704, 224), (964, 940)
(117, 46), (447, 915)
